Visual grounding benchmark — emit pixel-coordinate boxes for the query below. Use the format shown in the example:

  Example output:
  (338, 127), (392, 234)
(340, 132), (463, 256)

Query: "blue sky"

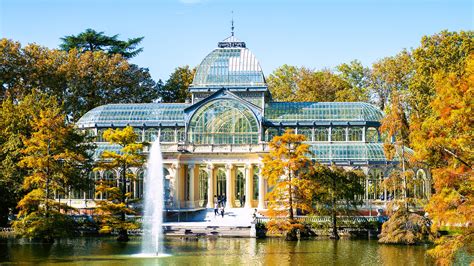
(1, 0), (472, 82)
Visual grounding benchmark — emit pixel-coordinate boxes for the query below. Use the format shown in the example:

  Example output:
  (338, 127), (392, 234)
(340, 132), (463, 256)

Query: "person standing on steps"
(214, 202), (219, 217)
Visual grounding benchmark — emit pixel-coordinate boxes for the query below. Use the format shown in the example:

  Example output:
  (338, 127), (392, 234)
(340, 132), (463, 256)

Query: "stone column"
(226, 164), (234, 208)
(188, 164), (195, 208)
(206, 164), (215, 208)
(258, 164), (265, 209)
(171, 163), (180, 209)
(245, 164), (253, 208)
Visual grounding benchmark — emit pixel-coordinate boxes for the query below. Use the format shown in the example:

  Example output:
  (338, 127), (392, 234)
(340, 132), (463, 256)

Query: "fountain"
(139, 139), (165, 256)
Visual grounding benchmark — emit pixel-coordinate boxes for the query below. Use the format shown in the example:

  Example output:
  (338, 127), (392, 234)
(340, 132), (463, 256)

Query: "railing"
(255, 216), (379, 224)
(160, 143), (270, 154)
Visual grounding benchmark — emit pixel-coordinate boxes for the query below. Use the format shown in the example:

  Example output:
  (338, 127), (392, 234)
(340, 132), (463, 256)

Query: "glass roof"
(77, 103), (189, 128)
(265, 102), (384, 122)
(309, 143), (387, 162)
(191, 36), (266, 88)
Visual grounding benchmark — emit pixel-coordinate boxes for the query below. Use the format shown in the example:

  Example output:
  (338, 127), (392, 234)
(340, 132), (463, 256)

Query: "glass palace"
(73, 34), (431, 211)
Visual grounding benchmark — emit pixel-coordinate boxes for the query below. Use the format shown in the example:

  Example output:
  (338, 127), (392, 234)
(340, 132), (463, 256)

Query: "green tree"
(0, 39), (158, 120)
(94, 126), (145, 242)
(409, 30), (473, 121)
(266, 64), (300, 102)
(12, 91), (93, 242)
(370, 50), (413, 111)
(262, 129), (314, 220)
(0, 97), (30, 226)
(335, 60), (370, 102)
(310, 164), (365, 240)
(158, 66), (195, 103)
(60, 28), (144, 59)
(267, 65), (352, 102)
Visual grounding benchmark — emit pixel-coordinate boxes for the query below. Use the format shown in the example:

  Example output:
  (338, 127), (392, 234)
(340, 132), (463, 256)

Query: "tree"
(335, 60), (370, 102)
(60, 28), (144, 59)
(261, 129), (314, 220)
(410, 54), (473, 264)
(267, 65), (354, 102)
(94, 126), (145, 242)
(380, 91), (411, 208)
(12, 91), (93, 242)
(158, 66), (195, 103)
(310, 164), (365, 240)
(408, 30), (473, 121)
(370, 50), (413, 111)
(266, 64), (300, 102)
(0, 39), (158, 120)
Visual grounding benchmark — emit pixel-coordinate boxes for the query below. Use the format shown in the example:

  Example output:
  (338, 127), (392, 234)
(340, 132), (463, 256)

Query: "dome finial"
(231, 11), (234, 36)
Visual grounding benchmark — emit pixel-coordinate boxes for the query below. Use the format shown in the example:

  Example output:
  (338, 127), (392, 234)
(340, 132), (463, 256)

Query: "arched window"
(366, 127), (379, 143)
(177, 128), (186, 142)
(235, 169), (245, 207)
(86, 172), (96, 199)
(160, 128), (175, 143)
(134, 128), (143, 142)
(416, 169), (429, 200)
(367, 169), (384, 200)
(265, 128), (280, 142)
(136, 171), (145, 199)
(348, 127), (363, 141)
(216, 169), (226, 197)
(97, 129), (107, 142)
(188, 99), (259, 144)
(297, 127), (313, 141)
(331, 127), (346, 142)
(198, 169), (208, 207)
(101, 170), (115, 200)
(163, 168), (170, 203)
(253, 167), (259, 200)
(314, 127), (329, 142)
(145, 128), (159, 142)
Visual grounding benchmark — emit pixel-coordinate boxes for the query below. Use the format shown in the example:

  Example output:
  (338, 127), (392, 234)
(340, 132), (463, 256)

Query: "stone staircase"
(163, 208), (254, 237)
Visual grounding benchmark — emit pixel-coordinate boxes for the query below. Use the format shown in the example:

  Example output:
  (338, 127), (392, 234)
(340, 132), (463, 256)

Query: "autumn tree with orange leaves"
(261, 129), (315, 221)
(410, 55), (473, 264)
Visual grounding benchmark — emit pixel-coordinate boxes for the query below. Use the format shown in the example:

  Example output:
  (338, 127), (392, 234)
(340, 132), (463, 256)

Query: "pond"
(0, 237), (436, 265)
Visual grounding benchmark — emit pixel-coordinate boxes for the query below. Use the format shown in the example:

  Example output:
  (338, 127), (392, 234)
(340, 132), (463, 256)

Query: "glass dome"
(191, 35), (266, 88)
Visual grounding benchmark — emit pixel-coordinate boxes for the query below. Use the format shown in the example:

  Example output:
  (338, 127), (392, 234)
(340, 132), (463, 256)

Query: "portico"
(163, 159), (265, 210)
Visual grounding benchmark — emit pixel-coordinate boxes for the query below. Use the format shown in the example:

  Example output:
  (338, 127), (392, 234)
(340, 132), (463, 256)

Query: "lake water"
(0, 237), (437, 265)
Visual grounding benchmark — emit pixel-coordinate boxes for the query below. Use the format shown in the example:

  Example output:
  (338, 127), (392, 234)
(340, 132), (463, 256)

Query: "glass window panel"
(145, 129), (159, 142)
(177, 128), (186, 142)
(366, 127), (379, 142)
(332, 127), (346, 142)
(160, 128), (175, 143)
(188, 99), (259, 145)
(314, 127), (329, 142)
(298, 127), (312, 141)
(348, 127), (363, 142)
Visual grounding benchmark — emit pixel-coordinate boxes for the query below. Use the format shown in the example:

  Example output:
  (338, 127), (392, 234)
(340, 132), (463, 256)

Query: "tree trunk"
(288, 171), (294, 221)
(330, 177), (339, 240)
(118, 164), (129, 242)
(401, 143), (408, 209)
